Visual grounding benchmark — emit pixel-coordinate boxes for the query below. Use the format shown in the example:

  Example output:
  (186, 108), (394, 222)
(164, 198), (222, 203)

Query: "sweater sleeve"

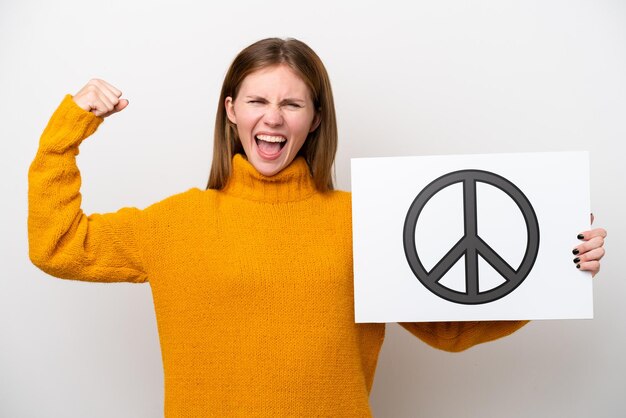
(28, 94), (148, 283)
(397, 320), (530, 352)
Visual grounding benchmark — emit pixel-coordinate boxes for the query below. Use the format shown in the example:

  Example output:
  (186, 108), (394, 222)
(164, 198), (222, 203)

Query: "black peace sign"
(403, 169), (540, 305)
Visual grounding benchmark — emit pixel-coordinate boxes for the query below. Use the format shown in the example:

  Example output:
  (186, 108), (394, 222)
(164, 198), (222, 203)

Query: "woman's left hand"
(573, 214), (607, 278)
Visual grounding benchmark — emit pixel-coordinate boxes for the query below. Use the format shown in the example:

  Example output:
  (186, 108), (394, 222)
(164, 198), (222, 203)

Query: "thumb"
(101, 98), (129, 119)
(114, 98), (129, 113)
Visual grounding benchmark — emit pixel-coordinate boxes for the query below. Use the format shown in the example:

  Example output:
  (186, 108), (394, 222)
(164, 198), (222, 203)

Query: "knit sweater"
(28, 94), (529, 417)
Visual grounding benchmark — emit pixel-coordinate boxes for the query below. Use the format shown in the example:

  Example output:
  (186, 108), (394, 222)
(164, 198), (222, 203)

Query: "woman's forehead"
(238, 64), (311, 99)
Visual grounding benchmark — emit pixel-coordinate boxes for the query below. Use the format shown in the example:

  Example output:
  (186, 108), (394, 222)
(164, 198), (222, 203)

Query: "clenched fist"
(72, 79), (128, 118)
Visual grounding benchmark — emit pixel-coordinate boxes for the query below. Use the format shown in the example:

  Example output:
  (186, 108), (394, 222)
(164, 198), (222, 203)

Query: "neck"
(222, 153), (317, 202)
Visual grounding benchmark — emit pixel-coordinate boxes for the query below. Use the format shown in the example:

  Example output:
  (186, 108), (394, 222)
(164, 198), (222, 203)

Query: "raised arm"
(28, 80), (147, 283)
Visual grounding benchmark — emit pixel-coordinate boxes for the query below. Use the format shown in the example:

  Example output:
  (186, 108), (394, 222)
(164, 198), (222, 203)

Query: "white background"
(1, 1), (625, 417)
(352, 152), (593, 322)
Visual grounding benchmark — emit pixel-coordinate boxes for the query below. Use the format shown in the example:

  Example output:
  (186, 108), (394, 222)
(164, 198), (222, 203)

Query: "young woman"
(28, 38), (607, 417)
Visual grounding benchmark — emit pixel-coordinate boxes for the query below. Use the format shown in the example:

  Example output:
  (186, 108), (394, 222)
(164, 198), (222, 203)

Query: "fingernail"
(576, 264), (581, 269)
(573, 249), (579, 255)
(573, 257), (580, 263)
(577, 234), (584, 240)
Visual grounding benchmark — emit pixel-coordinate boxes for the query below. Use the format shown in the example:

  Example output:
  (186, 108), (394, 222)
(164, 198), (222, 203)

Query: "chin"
(251, 158), (285, 177)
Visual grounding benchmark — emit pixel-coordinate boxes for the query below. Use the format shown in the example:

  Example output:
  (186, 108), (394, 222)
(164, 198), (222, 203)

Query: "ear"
(309, 110), (321, 133)
(225, 97), (237, 124)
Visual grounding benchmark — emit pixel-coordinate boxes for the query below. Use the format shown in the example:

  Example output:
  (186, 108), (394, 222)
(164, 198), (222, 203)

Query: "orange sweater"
(28, 95), (529, 417)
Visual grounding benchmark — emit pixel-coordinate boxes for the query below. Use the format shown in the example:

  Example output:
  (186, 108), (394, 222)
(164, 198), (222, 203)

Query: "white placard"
(351, 151), (592, 323)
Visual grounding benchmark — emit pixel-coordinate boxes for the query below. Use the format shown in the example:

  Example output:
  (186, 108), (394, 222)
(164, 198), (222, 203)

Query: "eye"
(246, 97), (268, 105)
(285, 102), (303, 109)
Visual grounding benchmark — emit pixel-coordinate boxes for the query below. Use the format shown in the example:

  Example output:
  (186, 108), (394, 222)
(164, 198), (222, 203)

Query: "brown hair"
(206, 37), (338, 192)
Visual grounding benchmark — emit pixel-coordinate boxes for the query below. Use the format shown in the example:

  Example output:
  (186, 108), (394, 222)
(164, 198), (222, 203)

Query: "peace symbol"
(403, 170), (540, 305)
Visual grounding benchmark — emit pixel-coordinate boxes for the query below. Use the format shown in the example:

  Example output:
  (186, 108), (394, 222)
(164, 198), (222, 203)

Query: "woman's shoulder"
(315, 189), (352, 212)
(328, 189), (352, 202)
(318, 188), (351, 201)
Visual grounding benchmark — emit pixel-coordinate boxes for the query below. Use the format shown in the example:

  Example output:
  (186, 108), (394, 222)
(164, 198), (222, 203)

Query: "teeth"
(256, 134), (286, 143)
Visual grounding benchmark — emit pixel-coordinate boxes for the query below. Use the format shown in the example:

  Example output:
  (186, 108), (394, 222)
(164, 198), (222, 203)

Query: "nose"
(263, 105), (283, 127)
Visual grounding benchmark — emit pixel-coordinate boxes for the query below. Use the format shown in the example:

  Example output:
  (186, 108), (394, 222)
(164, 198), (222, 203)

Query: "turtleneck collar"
(222, 153), (317, 202)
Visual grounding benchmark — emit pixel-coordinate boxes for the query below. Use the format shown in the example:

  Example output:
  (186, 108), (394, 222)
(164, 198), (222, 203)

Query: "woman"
(28, 38), (607, 417)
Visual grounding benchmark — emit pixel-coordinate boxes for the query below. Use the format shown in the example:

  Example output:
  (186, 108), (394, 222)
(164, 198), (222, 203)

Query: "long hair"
(206, 37), (338, 192)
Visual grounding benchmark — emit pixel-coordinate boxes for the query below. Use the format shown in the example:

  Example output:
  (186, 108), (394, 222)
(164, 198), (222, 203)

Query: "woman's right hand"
(72, 79), (129, 118)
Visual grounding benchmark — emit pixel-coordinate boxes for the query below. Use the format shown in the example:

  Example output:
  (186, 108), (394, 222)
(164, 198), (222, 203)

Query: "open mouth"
(255, 134), (287, 157)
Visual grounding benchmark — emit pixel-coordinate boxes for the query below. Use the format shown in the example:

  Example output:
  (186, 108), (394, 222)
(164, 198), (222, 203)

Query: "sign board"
(351, 151), (592, 323)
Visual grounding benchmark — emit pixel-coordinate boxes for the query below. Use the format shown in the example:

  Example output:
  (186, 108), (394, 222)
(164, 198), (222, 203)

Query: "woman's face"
(225, 64), (320, 177)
